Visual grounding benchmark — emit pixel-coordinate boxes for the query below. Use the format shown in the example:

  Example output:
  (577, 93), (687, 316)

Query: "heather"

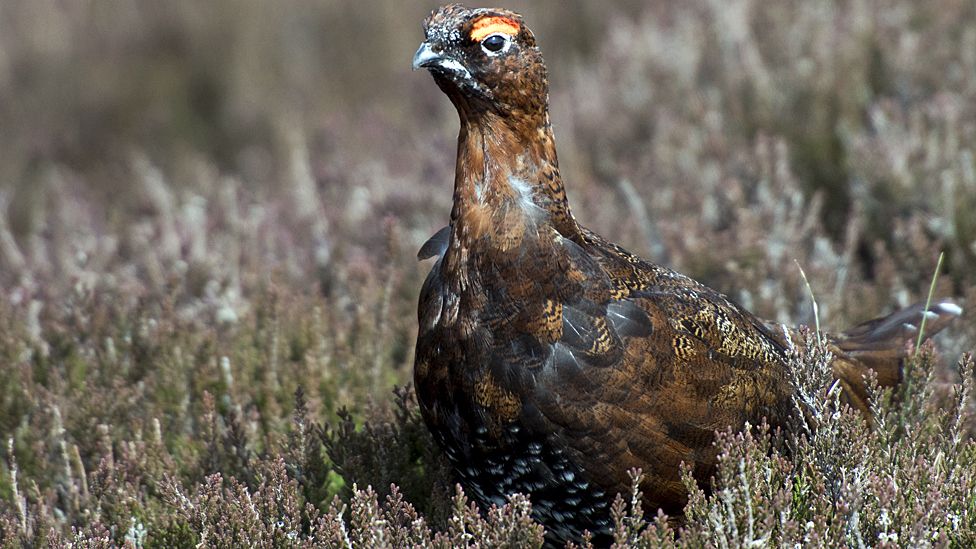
(1, 0), (974, 547)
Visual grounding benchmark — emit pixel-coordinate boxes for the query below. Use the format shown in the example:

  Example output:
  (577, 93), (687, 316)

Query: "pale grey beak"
(412, 42), (443, 70)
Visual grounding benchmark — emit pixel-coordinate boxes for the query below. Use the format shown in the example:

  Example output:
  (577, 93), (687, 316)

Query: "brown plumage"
(412, 4), (962, 545)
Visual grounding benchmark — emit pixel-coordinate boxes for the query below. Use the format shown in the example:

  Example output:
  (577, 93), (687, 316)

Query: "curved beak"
(412, 42), (443, 71)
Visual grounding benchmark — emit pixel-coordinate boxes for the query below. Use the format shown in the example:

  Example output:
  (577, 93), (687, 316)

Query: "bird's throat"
(448, 113), (576, 252)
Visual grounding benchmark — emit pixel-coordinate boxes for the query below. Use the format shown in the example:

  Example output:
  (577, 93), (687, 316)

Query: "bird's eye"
(481, 33), (510, 55)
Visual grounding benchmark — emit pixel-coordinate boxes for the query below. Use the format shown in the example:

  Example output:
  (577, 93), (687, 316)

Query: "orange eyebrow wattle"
(470, 16), (520, 42)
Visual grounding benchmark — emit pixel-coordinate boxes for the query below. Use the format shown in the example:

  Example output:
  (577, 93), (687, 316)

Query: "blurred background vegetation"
(0, 0), (974, 546)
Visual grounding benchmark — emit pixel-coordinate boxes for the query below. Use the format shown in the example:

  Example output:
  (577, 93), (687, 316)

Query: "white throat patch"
(508, 176), (546, 222)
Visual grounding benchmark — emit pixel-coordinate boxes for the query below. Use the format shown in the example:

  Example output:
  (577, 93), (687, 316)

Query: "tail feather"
(830, 300), (962, 413)
(833, 301), (962, 352)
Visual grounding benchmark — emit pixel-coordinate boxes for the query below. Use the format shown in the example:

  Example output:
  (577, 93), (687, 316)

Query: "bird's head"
(413, 4), (549, 121)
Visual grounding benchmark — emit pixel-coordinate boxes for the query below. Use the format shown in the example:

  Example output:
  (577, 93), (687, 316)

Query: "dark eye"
(481, 34), (508, 54)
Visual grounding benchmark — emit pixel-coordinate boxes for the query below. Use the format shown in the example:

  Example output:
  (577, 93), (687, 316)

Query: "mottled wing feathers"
(605, 300), (655, 338)
(459, 234), (794, 509)
(579, 228), (787, 368)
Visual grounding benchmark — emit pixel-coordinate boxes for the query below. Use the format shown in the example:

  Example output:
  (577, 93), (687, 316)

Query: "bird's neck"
(448, 111), (579, 253)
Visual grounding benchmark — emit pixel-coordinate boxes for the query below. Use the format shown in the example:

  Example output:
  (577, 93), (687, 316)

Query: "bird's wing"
(477, 230), (793, 511)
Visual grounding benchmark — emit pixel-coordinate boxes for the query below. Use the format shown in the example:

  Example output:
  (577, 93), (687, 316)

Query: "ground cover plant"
(1, 0), (974, 546)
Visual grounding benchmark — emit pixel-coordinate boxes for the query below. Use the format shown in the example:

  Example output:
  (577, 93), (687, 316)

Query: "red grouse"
(412, 4), (961, 544)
